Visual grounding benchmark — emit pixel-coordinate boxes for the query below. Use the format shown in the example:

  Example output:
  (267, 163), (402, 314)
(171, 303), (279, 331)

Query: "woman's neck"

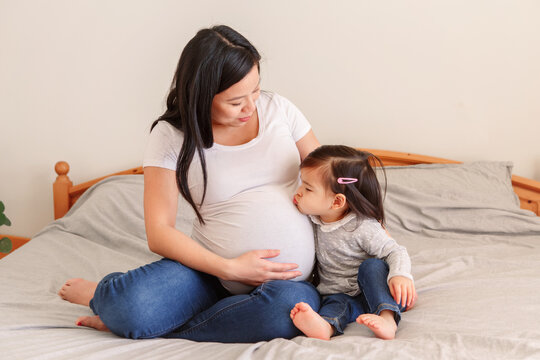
(213, 111), (259, 146)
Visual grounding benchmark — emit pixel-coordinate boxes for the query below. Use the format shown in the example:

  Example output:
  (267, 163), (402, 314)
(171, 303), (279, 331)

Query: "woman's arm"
(144, 167), (224, 274)
(144, 166), (302, 285)
(295, 129), (320, 161)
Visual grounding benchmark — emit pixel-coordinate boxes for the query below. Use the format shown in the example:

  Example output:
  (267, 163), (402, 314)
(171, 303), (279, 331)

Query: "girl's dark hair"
(151, 25), (261, 224)
(300, 145), (387, 224)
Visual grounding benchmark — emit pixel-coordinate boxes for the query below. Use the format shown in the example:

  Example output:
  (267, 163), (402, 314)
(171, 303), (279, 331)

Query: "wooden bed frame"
(53, 149), (540, 219)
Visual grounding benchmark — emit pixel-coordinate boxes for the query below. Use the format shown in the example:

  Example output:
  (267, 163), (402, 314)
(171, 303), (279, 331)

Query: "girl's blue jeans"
(319, 258), (406, 335)
(89, 258), (320, 342)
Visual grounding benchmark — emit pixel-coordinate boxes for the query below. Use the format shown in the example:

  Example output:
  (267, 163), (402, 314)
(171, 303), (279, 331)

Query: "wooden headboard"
(53, 149), (540, 219)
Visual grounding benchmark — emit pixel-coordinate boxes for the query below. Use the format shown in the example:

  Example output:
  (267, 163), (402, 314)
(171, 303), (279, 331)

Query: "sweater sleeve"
(357, 220), (414, 283)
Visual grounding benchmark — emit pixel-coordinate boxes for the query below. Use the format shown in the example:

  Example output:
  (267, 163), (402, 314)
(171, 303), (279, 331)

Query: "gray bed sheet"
(2, 162), (540, 359)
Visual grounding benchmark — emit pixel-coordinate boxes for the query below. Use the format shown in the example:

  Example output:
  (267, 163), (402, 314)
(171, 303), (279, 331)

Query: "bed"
(1, 149), (540, 359)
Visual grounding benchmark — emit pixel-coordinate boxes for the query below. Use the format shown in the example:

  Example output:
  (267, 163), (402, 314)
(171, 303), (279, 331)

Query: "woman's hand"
(222, 250), (302, 286)
(388, 276), (417, 311)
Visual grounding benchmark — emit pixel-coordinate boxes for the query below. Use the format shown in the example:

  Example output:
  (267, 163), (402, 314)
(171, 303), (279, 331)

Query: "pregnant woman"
(58, 25), (321, 343)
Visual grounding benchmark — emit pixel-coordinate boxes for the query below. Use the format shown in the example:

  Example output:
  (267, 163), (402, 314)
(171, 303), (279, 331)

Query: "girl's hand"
(388, 276), (417, 311)
(223, 250), (302, 286)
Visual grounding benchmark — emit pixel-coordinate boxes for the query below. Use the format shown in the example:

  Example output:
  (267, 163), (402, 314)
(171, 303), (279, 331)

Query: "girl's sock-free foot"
(356, 312), (397, 340)
(290, 302), (334, 340)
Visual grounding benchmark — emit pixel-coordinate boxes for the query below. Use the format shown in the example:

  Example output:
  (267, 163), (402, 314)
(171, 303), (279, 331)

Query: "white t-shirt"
(143, 91), (316, 294)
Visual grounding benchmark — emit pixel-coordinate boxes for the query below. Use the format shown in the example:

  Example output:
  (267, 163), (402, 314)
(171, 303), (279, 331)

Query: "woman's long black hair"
(300, 145), (387, 224)
(151, 25), (261, 224)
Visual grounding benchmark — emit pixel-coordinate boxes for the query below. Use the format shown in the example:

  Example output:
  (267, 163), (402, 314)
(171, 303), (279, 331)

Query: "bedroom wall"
(2, 0), (539, 238)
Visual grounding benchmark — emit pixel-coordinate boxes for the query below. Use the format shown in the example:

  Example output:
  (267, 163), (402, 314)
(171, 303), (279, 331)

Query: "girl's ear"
(332, 193), (347, 209)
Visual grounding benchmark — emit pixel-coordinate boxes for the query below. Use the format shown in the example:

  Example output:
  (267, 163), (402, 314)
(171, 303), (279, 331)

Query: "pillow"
(43, 175), (195, 256)
(380, 161), (519, 208)
(377, 161), (523, 234)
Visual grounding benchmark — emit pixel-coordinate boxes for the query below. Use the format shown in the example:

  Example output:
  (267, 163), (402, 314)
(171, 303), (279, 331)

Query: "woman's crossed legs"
(59, 258), (320, 342)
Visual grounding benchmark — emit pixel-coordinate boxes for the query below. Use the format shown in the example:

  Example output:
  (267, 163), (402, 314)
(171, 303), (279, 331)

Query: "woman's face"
(211, 65), (261, 128)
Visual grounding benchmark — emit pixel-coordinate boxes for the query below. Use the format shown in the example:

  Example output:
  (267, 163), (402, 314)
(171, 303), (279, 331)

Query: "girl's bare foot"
(76, 315), (110, 332)
(356, 310), (397, 340)
(290, 302), (333, 340)
(58, 278), (97, 306)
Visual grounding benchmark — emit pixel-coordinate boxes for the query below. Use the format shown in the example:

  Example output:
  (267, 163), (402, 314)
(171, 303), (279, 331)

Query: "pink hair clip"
(337, 177), (358, 184)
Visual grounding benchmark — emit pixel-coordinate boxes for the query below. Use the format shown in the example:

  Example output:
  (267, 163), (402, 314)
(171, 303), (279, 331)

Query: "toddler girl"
(290, 145), (417, 340)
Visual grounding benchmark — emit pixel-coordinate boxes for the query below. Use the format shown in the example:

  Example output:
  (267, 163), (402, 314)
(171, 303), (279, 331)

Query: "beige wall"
(2, 0), (539, 237)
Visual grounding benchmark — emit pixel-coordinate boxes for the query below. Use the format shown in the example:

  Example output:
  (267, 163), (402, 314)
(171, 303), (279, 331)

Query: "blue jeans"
(319, 258), (405, 335)
(89, 258), (320, 342)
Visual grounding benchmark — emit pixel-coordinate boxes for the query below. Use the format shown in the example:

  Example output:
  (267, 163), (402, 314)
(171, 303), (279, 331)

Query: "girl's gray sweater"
(310, 213), (413, 296)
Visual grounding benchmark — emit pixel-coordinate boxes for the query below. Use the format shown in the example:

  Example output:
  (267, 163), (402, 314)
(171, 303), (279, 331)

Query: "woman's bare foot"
(76, 315), (110, 332)
(290, 302), (333, 340)
(356, 310), (397, 340)
(58, 278), (97, 306)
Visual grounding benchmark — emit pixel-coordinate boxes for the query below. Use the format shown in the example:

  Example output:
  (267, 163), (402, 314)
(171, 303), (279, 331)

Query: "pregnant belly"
(192, 186), (315, 294)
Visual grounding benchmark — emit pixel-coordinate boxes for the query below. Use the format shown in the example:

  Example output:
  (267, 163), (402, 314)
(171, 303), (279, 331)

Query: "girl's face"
(211, 65), (261, 128)
(294, 168), (338, 218)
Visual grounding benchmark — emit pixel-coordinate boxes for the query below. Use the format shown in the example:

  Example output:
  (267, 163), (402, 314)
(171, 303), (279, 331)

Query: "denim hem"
(321, 316), (343, 335)
(89, 298), (96, 315)
(319, 296), (351, 336)
(374, 303), (401, 325)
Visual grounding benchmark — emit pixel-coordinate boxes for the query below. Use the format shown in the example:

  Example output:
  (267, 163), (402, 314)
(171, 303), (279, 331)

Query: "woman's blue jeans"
(89, 258), (320, 342)
(319, 258), (406, 335)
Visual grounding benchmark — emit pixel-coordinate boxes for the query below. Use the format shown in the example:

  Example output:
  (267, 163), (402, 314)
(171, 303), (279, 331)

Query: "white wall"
(2, 0), (539, 237)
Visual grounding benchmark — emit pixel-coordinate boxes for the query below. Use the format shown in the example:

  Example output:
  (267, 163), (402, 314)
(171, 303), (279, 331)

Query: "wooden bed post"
(53, 161), (73, 220)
